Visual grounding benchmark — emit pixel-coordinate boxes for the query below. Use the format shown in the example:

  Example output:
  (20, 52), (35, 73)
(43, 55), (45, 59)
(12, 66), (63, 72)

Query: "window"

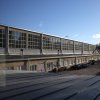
(90, 45), (94, 51)
(30, 65), (37, 71)
(9, 30), (26, 48)
(0, 29), (5, 48)
(52, 37), (61, 50)
(61, 39), (74, 50)
(43, 35), (52, 49)
(61, 39), (68, 50)
(7, 66), (14, 70)
(28, 34), (40, 49)
(47, 62), (53, 70)
(84, 43), (89, 51)
(67, 40), (74, 50)
(75, 42), (82, 50)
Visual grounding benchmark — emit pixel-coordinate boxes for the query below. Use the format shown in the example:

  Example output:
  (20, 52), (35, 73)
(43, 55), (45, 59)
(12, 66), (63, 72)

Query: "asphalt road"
(0, 71), (100, 100)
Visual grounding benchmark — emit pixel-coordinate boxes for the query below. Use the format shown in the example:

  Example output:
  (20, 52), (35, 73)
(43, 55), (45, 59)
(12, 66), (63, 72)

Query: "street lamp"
(65, 36), (69, 39)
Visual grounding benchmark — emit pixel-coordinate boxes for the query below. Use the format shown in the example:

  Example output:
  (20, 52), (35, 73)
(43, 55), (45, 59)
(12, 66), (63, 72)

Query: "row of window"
(0, 29), (94, 51)
(9, 31), (26, 48)
(47, 62), (54, 70)
(84, 43), (89, 51)
(29, 65), (37, 71)
(28, 34), (40, 49)
(6, 65), (37, 71)
(0, 29), (5, 47)
(75, 42), (82, 50)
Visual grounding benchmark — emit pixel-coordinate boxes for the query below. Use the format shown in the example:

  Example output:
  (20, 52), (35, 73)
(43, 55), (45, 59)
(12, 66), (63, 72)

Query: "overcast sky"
(0, 0), (100, 44)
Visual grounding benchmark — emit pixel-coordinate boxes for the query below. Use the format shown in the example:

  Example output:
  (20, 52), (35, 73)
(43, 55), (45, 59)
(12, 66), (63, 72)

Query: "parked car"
(49, 68), (57, 73)
(75, 64), (82, 69)
(81, 63), (89, 68)
(68, 62), (90, 71)
(88, 60), (95, 65)
(69, 64), (82, 70)
(58, 67), (67, 72)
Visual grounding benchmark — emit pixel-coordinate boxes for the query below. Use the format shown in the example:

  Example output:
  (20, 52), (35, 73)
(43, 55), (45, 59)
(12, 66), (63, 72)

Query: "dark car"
(69, 64), (82, 70)
(49, 68), (57, 73)
(81, 63), (89, 68)
(75, 64), (82, 69)
(88, 60), (95, 65)
(58, 67), (67, 72)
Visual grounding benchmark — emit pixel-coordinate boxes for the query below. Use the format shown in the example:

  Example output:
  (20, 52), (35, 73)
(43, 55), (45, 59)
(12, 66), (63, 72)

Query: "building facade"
(0, 24), (99, 72)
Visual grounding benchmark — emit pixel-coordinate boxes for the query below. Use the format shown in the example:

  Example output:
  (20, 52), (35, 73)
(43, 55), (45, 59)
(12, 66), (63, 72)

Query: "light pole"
(65, 36), (69, 39)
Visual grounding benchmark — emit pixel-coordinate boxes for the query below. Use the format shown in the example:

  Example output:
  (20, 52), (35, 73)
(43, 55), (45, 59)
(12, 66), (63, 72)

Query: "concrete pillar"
(19, 66), (21, 70)
(62, 59), (64, 67)
(86, 57), (88, 62)
(94, 45), (96, 54)
(26, 33), (28, 49)
(57, 58), (60, 68)
(88, 44), (89, 52)
(52, 37), (53, 50)
(64, 60), (67, 67)
(44, 61), (47, 72)
(89, 44), (90, 54)
(73, 41), (75, 54)
(79, 59), (81, 63)
(60, 38), (62, 54)
(26, 59), (30, 71)
(23, 61), (27, 70)
(81, 57), (83, 63)
(57, 58), (64, 67)
(40, 34), (43, 55)
(5, 26), (9, 55)
(82, 43), (84, 54)
(0, 69), (6, 86)
(29, 65), (32, 71)
(75, 57), (77, 65)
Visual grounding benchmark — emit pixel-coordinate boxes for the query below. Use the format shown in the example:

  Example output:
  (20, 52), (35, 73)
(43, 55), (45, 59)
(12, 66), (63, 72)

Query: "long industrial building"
(0, 24), (100, 72)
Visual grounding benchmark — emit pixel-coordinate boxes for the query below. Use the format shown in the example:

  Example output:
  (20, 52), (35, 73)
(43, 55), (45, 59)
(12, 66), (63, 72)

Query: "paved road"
(0, 72), (100, 100)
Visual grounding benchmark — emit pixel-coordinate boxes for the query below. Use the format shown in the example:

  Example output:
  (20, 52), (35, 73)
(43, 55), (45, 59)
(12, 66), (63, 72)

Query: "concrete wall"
(59, 59), (64, 67)
(45, 59), (58, 71)
(23, 49), (40, 55)
(62, 50), (74, 54)
(0, 55), (100, 72)
(0, 61), (25, 70)
(0, 48), (5, 55)
(8, 49), (96, 55)
(42, 49), (59, 55)
(28, 60), (45, 72)
(28, 59), (58, 72)
(9, 49), (20, 55)
(9, 49), (40, 55)
(83, 51), (90, 54)
(74, 50), (82, 54)
(89, 51), (93, 54)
